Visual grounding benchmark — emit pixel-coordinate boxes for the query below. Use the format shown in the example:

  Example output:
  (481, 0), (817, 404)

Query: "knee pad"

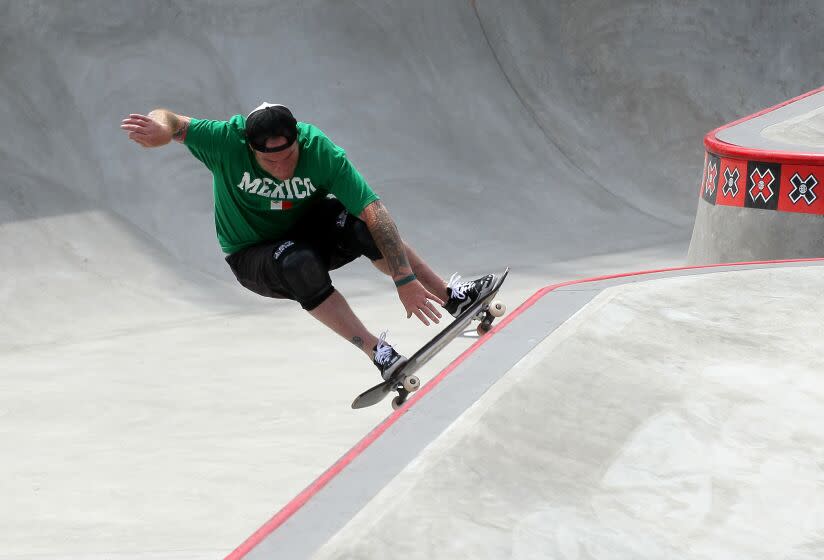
(273, 242), (334, 310)
(341, 216), (383, 261)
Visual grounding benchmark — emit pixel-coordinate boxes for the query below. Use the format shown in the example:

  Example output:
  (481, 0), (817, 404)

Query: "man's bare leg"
(372, 242), (448, 300)
(308, 290), (379, 358)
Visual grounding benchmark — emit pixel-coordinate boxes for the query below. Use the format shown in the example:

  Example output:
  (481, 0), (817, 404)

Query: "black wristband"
(394, 274), (417, 287)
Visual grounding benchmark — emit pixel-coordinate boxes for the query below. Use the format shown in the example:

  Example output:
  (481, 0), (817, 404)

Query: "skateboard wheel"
(402, 375), (420, 392)
(488, 299), (506, 317)
(391, 395), (406, 410)
(477, 322), (491, 336)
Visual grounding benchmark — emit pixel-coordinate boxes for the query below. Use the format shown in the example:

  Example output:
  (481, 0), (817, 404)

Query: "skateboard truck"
(394, 373), (420, 405)
(475, 300), (506, 335)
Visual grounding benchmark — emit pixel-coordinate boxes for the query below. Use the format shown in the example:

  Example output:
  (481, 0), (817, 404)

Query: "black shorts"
(225, 198), (382, 301)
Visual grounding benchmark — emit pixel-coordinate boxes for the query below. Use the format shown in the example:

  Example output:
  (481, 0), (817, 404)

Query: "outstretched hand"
(397, 280), (444, 326)
(120, 113), (172, 148)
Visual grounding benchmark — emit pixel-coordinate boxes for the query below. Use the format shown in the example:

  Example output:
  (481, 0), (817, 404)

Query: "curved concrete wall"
(4, 1), (824, 279)
(3, 0), (824, 339)
(689, 201), (824, 263)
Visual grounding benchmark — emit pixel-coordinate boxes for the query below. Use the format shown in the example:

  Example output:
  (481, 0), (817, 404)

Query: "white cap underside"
(247, 102), (287, 117)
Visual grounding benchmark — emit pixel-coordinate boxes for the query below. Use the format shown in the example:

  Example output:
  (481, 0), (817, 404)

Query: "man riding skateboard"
(120, 103), (498, 382)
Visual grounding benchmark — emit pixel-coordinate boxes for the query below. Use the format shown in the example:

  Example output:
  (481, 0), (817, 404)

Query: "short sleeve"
(321, 137), (379, 216)
(184, 118), (235, 171)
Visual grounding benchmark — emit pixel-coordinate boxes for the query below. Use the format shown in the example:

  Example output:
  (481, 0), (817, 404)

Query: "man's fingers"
(121, 118), (151, 128)
(400, 285), (445, 326)
(427, 291), (445, 307)
(413, 309), (431, 326)
(130, 134), (150, 147)
(410, 301), (440, 326)
(423, 302), (441, 324)
(122, 124), (148, 134)
(128, 114), (152, 122)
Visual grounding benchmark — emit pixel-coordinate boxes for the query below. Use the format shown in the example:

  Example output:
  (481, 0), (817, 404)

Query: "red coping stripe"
(699, 151), (824, 214)
(704, 85), (824, 164)
(224, 258), (824, 560)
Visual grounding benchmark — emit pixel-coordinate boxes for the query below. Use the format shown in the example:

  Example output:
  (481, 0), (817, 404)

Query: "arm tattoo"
(362, 201), (411, 279)
(149, 109), (189, 143)
(171, 118), (189, 142)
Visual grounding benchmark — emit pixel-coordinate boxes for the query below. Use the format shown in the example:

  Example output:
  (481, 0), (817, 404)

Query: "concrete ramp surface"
(310, 264), (824, 560)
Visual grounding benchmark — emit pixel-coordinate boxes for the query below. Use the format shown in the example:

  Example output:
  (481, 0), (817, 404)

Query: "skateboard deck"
(351, 268), (510, 410)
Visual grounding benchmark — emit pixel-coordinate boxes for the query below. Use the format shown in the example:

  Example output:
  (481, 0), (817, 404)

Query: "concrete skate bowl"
(3, 0), (824, 323)
(4, 2), (824, 559)
(688, 86), (824, 264)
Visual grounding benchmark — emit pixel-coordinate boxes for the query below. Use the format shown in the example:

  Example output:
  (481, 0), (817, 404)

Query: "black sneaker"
(372, 332), (408, 381)
(443, 273), (497, 318)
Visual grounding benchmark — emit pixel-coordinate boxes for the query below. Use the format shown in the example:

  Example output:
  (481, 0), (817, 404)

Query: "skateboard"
(351, 268), (510, 410)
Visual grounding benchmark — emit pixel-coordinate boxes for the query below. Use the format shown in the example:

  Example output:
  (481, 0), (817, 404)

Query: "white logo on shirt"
(236, 172), (317, 200)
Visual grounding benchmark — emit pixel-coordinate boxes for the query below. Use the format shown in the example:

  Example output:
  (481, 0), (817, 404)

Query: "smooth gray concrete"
(717, 89), (824, 153)
(314, 265), (824, 560)
(2, 1), (823, 558)
(762, 98), (824, 150)
(250, 260), (824, 559)
(688, 200), (824, 264)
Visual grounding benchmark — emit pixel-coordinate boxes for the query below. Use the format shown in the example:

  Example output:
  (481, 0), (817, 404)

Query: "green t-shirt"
(184, 115), (380, 254)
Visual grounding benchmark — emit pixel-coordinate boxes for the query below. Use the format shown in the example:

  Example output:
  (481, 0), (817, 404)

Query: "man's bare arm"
(359, 200), (412, 281)
(360, 199), (444, 325)
(120, 109), (190, 148)
(148, 109), (190, 142)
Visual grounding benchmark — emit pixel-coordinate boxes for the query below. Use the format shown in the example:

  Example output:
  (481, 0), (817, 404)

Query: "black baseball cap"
(245, 103), (298, 152)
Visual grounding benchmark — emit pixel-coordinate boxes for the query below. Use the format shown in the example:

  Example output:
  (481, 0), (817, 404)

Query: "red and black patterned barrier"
(699, 85), (824, 215)
(699, 152), (824, 214)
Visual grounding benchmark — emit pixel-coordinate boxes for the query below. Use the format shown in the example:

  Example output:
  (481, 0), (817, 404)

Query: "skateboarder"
(121, 103), (497, 381)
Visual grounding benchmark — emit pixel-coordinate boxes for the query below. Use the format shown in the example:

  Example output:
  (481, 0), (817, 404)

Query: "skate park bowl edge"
(688, 85), (824, 264)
